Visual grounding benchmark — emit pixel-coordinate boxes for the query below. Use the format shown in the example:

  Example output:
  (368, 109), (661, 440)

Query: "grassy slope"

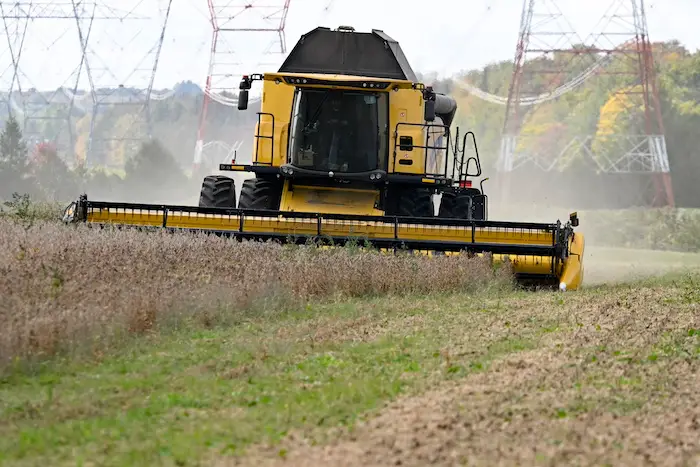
(2, 275), (700, 466)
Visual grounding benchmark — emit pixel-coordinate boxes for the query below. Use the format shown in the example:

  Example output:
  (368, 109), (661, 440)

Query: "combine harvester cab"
(62, 25), (585, 291)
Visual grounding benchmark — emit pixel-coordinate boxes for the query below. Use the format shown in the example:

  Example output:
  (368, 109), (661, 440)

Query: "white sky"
(1, 0), (698, 92)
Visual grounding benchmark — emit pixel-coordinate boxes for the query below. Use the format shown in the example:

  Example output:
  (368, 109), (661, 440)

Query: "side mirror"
(569, 211), (579, 227)
(238, 89), (249, 110)
(424, 98), (435, 122)
(422, 86), (436, 122)
(238, 74), (252, 111)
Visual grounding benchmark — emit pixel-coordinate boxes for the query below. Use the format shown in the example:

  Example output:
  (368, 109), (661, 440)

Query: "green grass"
(0, 291), (548, 466)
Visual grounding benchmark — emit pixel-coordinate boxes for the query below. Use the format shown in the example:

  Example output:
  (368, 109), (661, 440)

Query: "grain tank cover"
(278, 26), (418, 81)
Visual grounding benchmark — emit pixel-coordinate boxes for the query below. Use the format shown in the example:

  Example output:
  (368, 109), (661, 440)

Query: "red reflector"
(459, 180), (472, 188)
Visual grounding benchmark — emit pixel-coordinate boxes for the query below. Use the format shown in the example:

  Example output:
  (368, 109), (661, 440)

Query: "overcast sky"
(1, 0), (698, 93)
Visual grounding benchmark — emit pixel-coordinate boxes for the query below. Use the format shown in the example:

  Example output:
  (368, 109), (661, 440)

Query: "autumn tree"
(31, 143), (79, 201)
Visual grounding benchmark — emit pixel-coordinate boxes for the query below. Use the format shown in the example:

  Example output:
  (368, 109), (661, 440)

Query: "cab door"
(390, 89), (426, 175)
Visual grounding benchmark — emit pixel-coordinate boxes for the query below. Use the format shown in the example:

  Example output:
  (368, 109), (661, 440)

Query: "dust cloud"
(485, 172), (700, 287)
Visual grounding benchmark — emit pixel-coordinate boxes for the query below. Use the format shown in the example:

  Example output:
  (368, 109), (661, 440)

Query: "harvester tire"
(439, 189), (486, 220)
(198, 175), (237, 209)
(238, 178), (282, 210)
(438, 191), (458, 218)
(386, 187), (434, 218)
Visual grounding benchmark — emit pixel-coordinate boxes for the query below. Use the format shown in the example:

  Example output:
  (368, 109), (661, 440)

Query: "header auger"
(61, 25), (585, 291)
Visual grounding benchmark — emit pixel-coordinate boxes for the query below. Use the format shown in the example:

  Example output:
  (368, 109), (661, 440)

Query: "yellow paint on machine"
(312, 248), (557, 277)
(86, 209), (555, 246)
(84, 206), (585, 290)
(279, 183), (383, 216)
(559, 230), (584, 291)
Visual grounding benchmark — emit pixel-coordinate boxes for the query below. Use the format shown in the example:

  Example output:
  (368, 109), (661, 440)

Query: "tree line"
(0, 115), (200, 205)
(422, 39), (700, 207)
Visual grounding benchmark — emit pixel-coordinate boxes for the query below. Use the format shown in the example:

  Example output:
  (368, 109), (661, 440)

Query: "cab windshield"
(288, 88), (388, 173)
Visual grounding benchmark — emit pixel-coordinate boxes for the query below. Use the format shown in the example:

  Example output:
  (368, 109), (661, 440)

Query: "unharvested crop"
(0, 219), (513, 370)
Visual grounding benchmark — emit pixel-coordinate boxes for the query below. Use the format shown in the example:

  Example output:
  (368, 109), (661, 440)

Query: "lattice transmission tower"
(71, 0), (173, 168)
(193, 0), (291, 173)
(496, 0), (673, 208)
(0, 1), (124, 164)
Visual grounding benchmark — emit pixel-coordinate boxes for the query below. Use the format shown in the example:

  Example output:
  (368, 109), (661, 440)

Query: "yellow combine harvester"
(62, 25), (585, 291)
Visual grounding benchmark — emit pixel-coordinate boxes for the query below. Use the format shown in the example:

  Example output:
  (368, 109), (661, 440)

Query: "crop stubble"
(235, 287), (700, 467)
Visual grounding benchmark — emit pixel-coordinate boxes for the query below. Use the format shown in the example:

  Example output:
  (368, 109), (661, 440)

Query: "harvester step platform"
(62, 195), (585, 290)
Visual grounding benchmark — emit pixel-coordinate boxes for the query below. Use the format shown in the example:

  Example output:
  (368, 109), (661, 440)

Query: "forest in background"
(430, 39), (700, 208)
(1, 38), (699, 208)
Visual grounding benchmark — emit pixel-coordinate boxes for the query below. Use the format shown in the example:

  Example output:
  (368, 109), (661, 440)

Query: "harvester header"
(61, 24), (586, 291)
(63, 195), (584, 290)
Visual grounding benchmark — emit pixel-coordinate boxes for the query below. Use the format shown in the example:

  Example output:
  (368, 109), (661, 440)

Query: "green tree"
(0, 115), (28, 173)
(0, 114), (33, 199)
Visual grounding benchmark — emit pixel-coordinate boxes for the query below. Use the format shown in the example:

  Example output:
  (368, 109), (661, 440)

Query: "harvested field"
(240, 285), (700, 467)
(1, 214), (699, 466)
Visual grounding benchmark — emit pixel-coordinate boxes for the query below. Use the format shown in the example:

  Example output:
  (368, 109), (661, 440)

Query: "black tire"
(198, 175), (236, 208)
(386, 187), (434, 218)
(238, 178), (282, 210)
(439, 188), (486, 220)
(438, 190), (457, 218)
